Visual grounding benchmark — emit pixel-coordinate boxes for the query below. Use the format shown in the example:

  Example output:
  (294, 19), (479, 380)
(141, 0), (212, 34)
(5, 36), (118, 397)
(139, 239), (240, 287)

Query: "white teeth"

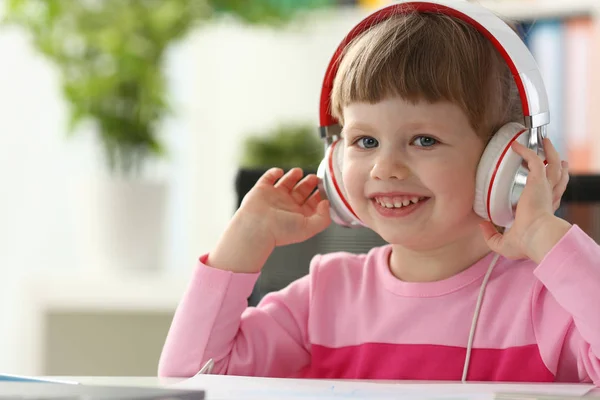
(375, 196), (424, 209)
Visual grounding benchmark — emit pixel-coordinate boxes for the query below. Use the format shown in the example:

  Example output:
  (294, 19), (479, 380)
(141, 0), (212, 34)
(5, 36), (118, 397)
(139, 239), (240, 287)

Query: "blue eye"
(412, 136), (438, 147)
(356, 136), (379, 149)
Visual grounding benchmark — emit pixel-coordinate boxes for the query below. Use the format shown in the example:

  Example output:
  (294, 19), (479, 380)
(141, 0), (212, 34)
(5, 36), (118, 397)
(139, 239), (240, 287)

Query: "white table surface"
(45, 376), (180, 387)
(46, 377), (600, 396)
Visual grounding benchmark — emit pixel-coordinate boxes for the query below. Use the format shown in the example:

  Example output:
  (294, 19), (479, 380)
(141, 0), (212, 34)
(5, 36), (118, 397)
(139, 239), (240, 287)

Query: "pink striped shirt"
(158, 225), (600, 385)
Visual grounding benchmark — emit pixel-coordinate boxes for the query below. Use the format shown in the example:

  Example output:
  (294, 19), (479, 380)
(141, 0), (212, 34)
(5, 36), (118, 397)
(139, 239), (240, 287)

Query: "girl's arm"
(532, 224), (600, 385)
(158, 168), (330, 377)
(158, 253), (317, 378)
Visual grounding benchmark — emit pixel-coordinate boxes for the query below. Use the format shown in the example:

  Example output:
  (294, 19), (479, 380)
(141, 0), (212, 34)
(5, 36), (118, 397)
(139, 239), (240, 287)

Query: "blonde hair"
(330, 10), (523, 142)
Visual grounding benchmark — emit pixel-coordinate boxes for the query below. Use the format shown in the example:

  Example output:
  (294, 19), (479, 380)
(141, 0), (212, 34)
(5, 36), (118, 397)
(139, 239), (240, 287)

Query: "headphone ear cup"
(474, 122), (529, 227)
(317, 140), (363, 228)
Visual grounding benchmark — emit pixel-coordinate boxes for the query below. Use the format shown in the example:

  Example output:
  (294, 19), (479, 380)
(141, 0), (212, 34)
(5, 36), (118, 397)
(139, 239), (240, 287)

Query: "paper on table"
(0, 374), (79, 385)
(175, 374), (593, 400)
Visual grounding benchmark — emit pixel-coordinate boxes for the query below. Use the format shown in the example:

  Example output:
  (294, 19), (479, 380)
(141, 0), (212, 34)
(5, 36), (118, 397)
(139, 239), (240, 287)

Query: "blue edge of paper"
(0, 374), (79, 385)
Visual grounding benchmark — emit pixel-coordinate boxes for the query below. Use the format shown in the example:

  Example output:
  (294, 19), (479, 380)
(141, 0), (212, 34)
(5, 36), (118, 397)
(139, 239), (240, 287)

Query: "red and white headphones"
(316, 0), (549, 229)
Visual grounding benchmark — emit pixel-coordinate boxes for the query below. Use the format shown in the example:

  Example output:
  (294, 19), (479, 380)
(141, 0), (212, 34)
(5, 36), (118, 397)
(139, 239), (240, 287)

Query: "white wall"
(0, 3), (367, 373)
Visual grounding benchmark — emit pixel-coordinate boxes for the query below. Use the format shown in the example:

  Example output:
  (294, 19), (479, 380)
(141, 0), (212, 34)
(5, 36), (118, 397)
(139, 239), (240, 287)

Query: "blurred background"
(0, 0), (598, 378)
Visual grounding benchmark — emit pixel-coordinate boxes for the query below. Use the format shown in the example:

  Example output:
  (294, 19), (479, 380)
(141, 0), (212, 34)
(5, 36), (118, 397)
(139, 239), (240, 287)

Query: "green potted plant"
(2, 0), (331, 271)
(3, 0), (332, 174)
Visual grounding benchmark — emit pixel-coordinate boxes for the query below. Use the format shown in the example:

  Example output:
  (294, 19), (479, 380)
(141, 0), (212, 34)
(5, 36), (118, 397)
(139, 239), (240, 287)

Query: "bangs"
(330, 12), (520, 137)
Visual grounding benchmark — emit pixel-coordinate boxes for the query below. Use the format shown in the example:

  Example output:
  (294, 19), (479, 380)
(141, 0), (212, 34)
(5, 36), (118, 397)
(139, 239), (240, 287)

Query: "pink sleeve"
(158, 254), (314, 378)
(532, 225), (600, 385)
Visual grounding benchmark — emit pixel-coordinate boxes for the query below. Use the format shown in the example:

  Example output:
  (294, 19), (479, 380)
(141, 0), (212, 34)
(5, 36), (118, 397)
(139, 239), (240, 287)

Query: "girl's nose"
(370, 151), (411, 181)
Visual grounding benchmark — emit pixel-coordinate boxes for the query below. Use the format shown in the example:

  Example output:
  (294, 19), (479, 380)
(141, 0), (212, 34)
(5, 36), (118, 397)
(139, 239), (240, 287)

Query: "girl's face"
(341, 96), (487, 249)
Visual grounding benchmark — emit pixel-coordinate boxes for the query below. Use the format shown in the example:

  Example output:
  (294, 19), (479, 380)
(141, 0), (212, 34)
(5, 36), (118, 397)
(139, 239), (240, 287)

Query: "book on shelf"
(564, 17), (594, 174)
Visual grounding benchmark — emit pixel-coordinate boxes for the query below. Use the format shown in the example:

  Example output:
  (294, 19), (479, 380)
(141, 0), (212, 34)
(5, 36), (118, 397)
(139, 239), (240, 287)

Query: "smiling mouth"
(372, 196), (429, 209)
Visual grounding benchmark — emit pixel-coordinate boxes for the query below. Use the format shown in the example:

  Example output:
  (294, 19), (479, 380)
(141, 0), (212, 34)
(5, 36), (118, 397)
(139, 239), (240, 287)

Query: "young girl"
(159, 3), (600, 384)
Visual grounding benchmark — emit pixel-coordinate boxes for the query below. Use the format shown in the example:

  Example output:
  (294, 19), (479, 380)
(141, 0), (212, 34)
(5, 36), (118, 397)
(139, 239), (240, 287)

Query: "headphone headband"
(318, 0), (549, 137)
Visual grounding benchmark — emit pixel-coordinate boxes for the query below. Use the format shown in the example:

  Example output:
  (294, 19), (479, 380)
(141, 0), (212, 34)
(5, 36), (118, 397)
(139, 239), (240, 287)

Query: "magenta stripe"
(300, 343), (554, 381)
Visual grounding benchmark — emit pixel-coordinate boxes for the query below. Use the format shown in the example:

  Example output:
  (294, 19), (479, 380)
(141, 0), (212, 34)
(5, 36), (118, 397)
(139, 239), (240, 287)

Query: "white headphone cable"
(461, 252), (501, 382)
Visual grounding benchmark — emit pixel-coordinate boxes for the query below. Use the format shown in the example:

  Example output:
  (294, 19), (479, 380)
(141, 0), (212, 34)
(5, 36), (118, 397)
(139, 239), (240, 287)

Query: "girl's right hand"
(238, 167), (331, 248)
(206, 167), (331, 274)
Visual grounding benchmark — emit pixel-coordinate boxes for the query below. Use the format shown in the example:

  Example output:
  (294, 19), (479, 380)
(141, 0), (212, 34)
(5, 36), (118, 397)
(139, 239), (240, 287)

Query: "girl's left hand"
(479, 137), (570, 260)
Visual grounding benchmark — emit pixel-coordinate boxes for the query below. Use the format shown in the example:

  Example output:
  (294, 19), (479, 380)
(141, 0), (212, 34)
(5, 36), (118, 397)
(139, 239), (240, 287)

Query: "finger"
(552, 198), (561, 212)
(290, 174), (319, 204)
(304, 200), (331, 235)
(553, 160), (570, 191)
(543, 138), (562, 185)
(548, 165), (562, 191)
(303, 189), (323, 211)
(551, 161), (570, 211)
(256, 167), (284, 186)
(274, 168), (303, 192)
(479, 221), (504, 253)
(511, 141), (546, 179)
